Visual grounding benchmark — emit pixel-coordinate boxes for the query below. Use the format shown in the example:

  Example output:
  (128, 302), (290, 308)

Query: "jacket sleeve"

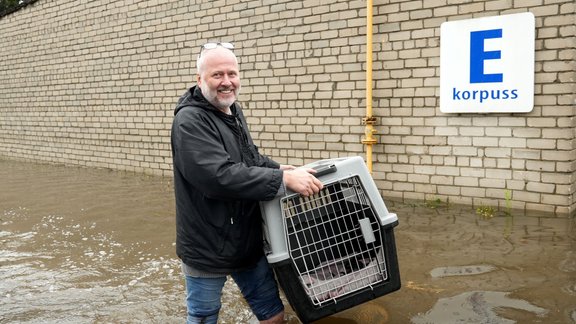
(252, 145), (280, 169)
(172, 109), (282, 201)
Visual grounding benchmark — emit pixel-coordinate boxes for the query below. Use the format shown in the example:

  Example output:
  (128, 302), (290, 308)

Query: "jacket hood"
(174, 86), (243, 144)
(174, 86), (209, 115)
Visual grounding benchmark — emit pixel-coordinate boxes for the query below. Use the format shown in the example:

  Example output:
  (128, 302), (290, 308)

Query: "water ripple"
(412, 291), (548, 324)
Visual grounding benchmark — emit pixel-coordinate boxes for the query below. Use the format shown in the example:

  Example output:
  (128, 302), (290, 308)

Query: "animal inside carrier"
(261, 156), (401, 323)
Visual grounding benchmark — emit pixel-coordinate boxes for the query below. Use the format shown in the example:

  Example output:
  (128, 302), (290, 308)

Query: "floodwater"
(1, 159), (574, 324)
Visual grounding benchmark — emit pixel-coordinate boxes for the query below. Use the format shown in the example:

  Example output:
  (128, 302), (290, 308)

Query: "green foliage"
(476, 191), (513, 220)
(503, 189), (513, 216)
(0, 0), (20, 12)
(476, 205), (496, 219)
(425, 197), (447, 209)
(0, 0), (32, 18)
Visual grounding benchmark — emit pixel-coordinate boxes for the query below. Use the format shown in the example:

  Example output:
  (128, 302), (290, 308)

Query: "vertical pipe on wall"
(362, 0), (377, 173)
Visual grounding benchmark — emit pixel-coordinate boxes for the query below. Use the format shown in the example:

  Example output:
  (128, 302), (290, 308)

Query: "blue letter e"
(470, 29), (503, 83)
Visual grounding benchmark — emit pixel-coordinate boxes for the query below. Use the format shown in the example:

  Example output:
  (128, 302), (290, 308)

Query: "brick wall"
(0, 0), (574, 214)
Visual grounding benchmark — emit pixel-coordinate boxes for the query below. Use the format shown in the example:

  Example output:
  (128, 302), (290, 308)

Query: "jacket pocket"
(204, 199), (241, 256)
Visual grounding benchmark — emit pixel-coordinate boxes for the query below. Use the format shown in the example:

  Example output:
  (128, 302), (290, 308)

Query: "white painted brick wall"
(0, 0), (573, 214)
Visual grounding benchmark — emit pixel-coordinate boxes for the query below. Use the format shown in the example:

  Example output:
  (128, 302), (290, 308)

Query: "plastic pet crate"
(261, 156), (401, 323)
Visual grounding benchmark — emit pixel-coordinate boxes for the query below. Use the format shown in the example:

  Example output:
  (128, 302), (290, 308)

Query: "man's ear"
(196, 74), (201, 85)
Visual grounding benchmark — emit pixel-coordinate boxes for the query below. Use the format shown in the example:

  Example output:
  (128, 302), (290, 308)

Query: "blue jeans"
(185, 256), (284, 324)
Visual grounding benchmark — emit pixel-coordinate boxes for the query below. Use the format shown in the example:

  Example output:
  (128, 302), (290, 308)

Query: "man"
(171, 42), (323, 324)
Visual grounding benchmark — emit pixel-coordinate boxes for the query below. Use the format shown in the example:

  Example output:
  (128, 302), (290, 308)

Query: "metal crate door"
(281, 175), (388, 306)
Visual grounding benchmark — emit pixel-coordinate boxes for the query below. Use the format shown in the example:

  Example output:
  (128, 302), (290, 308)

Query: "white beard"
(200, 83), (240, 111)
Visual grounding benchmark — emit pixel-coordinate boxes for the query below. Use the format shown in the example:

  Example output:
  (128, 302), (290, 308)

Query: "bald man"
(171, 43), (322, 324)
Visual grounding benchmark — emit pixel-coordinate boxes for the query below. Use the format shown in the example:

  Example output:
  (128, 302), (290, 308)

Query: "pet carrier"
(261, 156), (400, 323)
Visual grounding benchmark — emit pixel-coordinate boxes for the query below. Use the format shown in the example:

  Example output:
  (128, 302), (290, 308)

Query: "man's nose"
(221, 75), (232, 86)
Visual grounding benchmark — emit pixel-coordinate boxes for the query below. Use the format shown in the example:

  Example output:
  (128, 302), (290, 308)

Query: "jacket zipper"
(235, 116), (249, 146)
(232, 115), (246, 226)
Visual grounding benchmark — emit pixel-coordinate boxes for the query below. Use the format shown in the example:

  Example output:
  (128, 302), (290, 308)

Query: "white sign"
(440, 12), (535, 113)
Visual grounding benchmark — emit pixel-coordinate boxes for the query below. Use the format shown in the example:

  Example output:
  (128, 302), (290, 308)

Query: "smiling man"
(170, 43), (323, 324)
(196, 43), (240, 113)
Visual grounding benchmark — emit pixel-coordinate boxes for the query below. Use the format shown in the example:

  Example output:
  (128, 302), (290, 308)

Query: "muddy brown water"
(1, 159), (574, 324)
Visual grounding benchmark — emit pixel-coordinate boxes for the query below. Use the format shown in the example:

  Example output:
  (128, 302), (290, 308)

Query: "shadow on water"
(0, 160), (574, 323)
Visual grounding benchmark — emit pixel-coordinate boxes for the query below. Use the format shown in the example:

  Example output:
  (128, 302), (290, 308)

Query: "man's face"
(197, 47), (240, 112)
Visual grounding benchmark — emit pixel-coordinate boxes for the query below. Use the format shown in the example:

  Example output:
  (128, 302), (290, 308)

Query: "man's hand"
(283, 168), (324, 196)
(279, 164), (296, 171)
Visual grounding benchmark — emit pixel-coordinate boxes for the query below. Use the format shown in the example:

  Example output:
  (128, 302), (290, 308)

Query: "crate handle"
(313, 164), (337, 177)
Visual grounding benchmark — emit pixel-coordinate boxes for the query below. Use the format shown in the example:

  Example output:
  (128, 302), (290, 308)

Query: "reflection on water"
(384, 200), (576, 324)
(412, 291), (548, 324)
(0, 159), (574, 323)
(429, 265), (496, 278)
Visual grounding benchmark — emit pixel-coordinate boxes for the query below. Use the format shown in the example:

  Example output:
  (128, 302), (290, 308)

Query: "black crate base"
(272, 224), (401, 324)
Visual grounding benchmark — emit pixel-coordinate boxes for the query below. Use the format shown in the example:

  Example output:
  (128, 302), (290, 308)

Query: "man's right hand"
(283, 168), (324, 197)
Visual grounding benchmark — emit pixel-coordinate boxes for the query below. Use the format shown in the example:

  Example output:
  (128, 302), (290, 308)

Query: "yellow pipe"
(366, 0), (373, 120)
(362, 0), (377, 173)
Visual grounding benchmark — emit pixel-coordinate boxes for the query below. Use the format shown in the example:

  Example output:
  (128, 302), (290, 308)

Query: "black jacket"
(171, 86), (282, 273)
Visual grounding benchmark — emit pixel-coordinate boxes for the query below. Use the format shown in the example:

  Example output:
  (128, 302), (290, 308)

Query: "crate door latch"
(358, 218), (376, 244)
